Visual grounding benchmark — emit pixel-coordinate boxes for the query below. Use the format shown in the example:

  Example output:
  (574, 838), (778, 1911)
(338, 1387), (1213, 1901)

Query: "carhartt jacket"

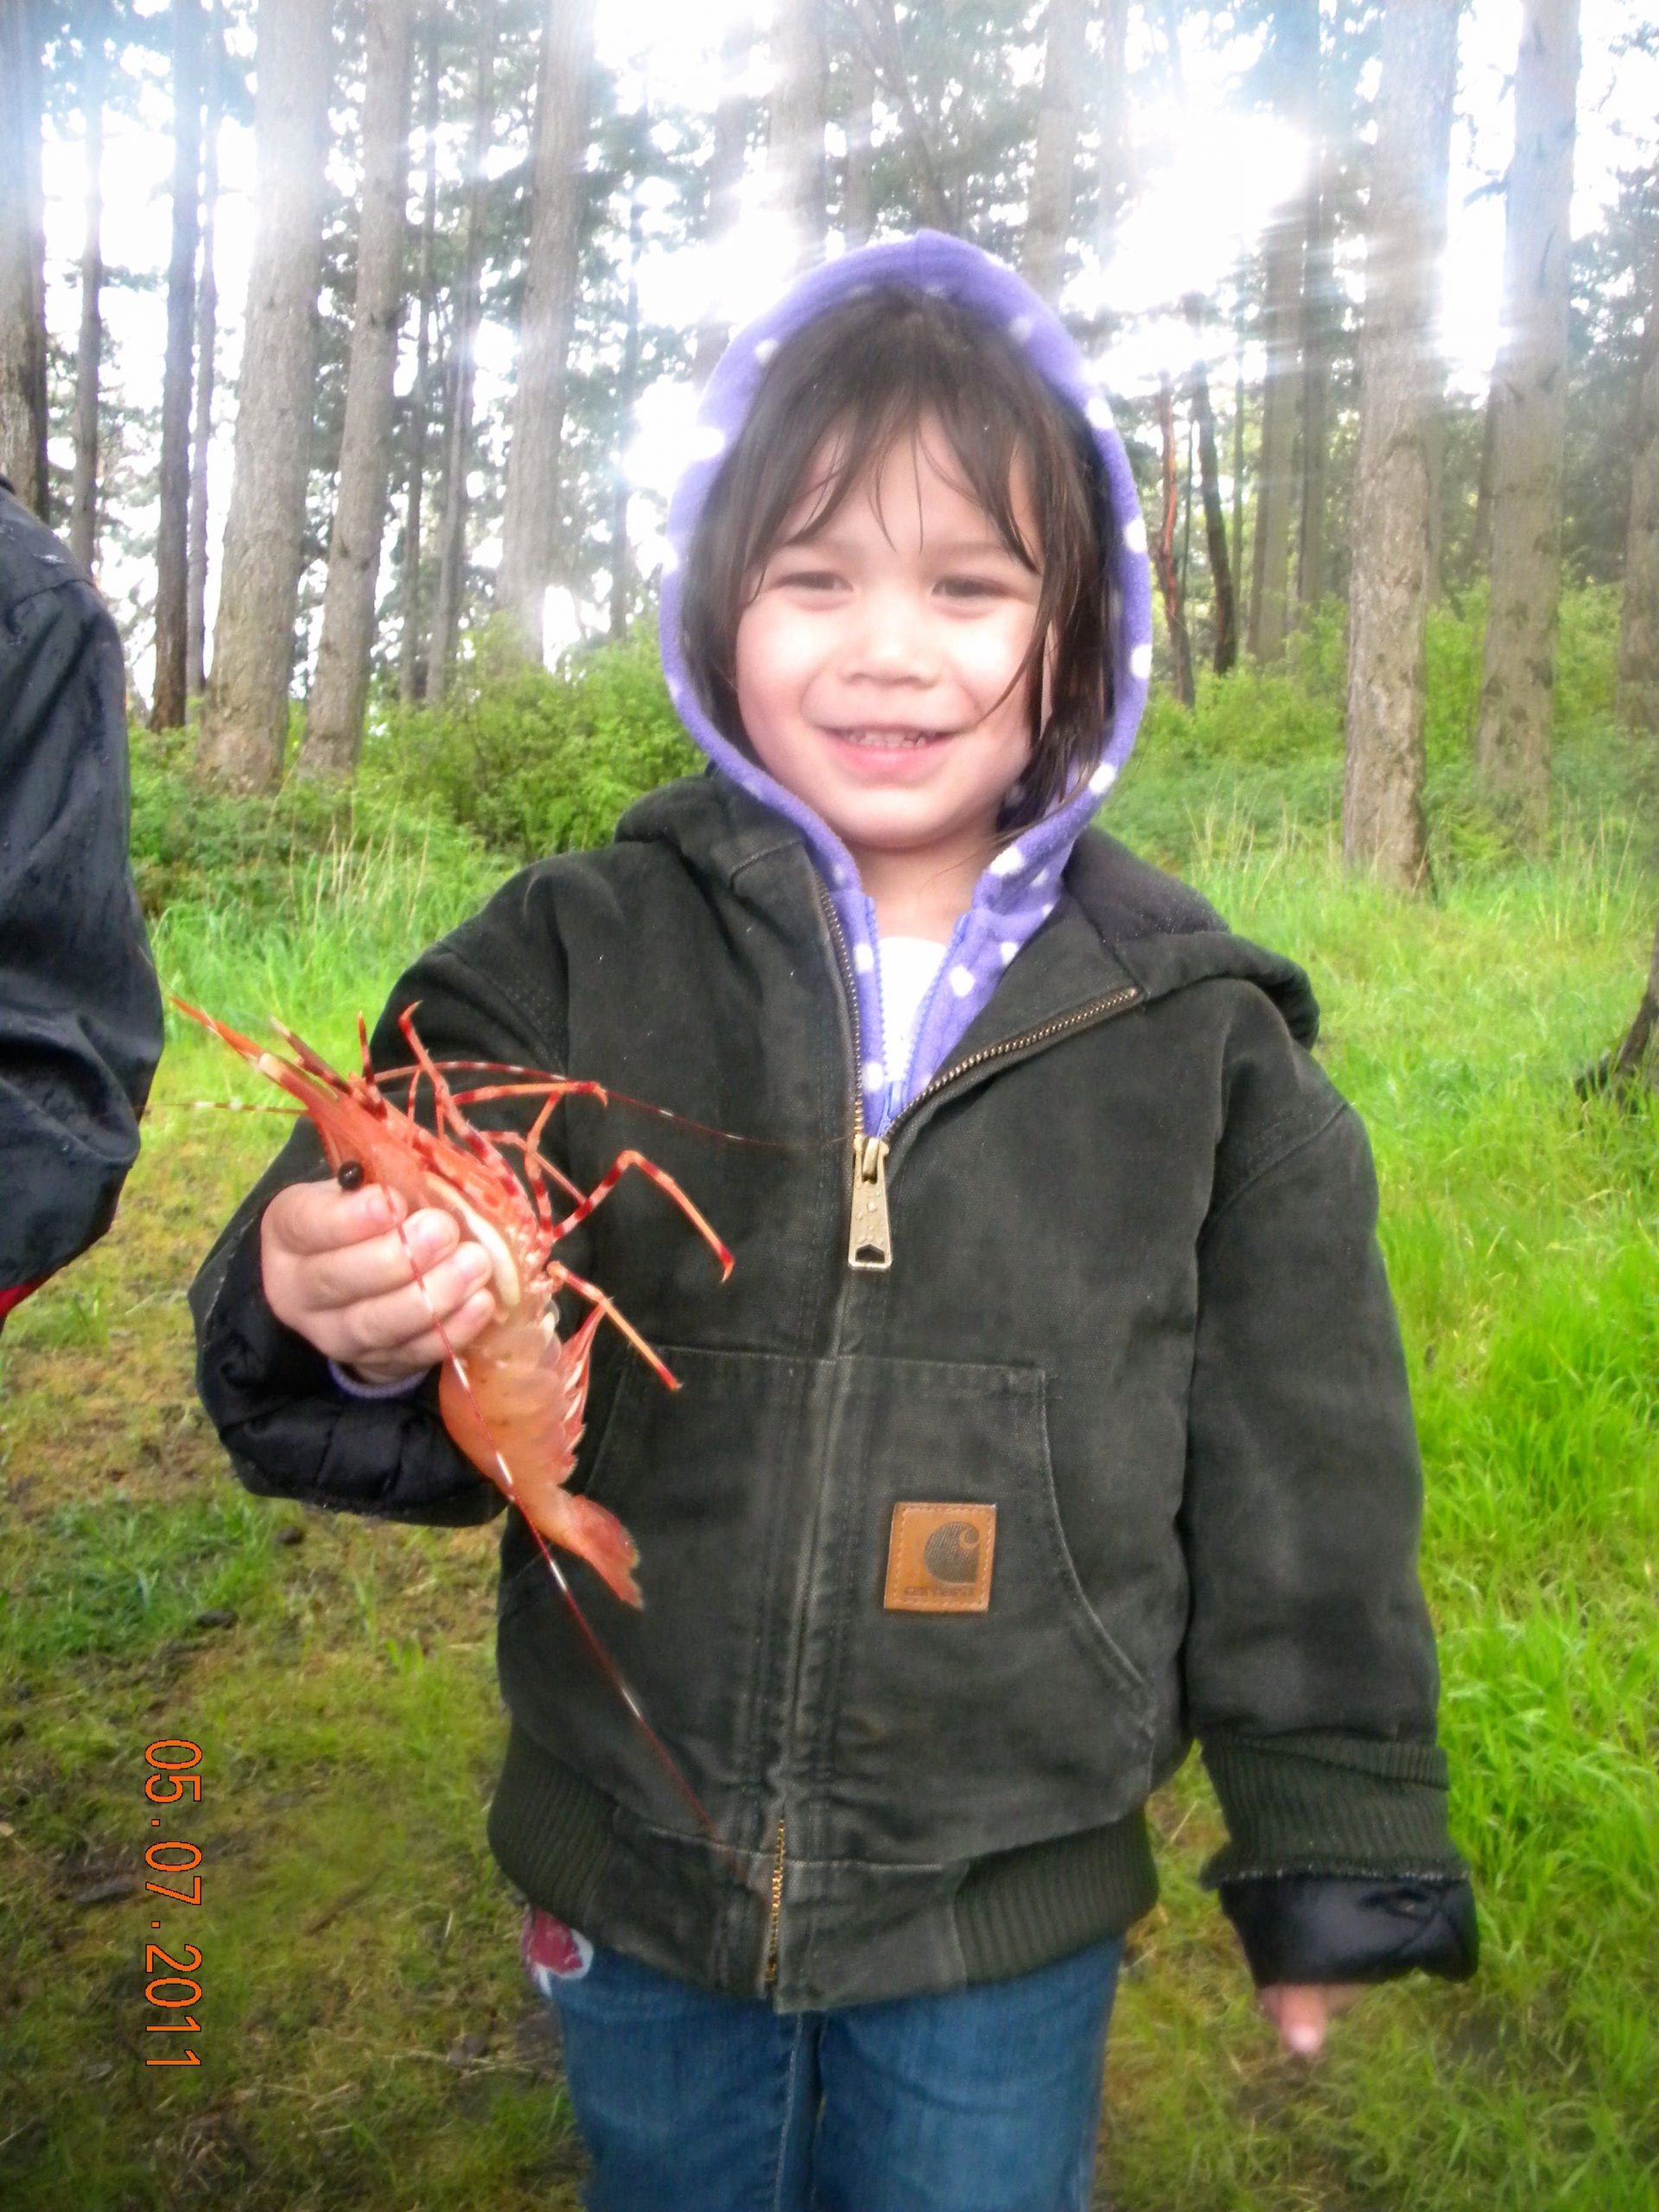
(191, 772), (1474, 2009)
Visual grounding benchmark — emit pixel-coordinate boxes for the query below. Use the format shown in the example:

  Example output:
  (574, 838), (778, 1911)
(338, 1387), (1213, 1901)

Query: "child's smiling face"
(733, 417), (1045, 927)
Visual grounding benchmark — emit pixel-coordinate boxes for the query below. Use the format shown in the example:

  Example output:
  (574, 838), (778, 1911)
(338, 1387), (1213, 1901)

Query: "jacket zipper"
(817, 885), (1143, 1274)
(763, 1816), (787, 1986)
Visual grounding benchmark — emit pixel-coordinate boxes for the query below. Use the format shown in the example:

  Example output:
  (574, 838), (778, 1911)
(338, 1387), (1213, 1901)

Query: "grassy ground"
(3, 721), (1658, 2209)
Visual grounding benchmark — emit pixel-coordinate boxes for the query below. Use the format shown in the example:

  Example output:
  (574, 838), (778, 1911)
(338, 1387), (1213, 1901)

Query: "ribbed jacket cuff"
(1198, 1731), (1468, 1886)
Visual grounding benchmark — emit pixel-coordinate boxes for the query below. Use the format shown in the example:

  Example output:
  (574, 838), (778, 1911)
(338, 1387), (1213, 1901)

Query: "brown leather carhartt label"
(883, 1503), (996, 1613)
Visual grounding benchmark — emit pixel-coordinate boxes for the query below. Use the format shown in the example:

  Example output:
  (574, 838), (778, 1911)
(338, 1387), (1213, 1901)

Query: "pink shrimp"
(176, 996), (732, 1606)
(179, 996), (737, 1840)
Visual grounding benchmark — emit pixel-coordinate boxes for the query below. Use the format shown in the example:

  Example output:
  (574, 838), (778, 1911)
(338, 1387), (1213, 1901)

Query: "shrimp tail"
(540, 1491), (643, 1609)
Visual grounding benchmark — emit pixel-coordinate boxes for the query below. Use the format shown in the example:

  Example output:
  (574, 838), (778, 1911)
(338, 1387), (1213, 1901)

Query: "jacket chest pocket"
(804, 1357), (1154, 1866)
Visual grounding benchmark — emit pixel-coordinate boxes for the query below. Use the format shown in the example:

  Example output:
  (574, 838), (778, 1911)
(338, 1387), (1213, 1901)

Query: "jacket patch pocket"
(816, 1358), (1154, 1867)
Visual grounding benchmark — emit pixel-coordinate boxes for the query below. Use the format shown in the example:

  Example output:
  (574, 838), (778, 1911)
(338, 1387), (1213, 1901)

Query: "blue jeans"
(531, 1933), (1123, 2212)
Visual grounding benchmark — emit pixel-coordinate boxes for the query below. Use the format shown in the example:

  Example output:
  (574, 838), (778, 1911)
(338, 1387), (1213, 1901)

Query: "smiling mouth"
(829, 727), (950, 749)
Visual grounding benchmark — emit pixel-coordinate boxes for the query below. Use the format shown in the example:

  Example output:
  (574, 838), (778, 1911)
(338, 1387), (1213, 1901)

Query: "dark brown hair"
(680, 285), (1115, 830)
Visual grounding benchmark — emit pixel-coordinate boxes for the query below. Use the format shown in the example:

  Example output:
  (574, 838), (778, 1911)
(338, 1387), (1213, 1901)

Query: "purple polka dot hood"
(656, 231), (1154, 1135)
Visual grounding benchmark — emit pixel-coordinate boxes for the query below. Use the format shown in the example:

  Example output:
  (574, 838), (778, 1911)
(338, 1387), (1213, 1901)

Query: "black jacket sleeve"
(190, 912), (571, 1527)
(1180, 987), (1474, 1981)
(0, 492), (164, 1297)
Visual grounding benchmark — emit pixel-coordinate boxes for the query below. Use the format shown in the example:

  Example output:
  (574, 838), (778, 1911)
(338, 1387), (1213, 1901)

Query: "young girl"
(193, 232), (1475, 2211)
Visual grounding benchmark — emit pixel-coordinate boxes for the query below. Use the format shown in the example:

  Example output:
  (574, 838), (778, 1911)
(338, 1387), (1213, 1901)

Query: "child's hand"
(1256, 1982), (1365, 2057)
(261, 1179), (499, 1385)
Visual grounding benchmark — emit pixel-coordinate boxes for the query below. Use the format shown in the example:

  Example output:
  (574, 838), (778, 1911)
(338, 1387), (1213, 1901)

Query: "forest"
(2, 1), (1657, 2208)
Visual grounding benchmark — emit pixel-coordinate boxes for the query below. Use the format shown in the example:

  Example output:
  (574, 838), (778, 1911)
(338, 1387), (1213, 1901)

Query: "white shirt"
(877, 935), (948, 1102)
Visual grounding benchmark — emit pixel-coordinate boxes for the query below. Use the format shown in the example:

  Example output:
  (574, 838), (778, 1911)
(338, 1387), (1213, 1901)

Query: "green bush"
(129, 722), (493, 923)
(365, 620), (702, 863)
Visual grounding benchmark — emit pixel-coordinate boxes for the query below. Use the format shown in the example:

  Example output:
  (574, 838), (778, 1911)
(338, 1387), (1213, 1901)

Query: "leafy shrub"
(365, 619), (702, 862)
(129, 722), (493, 922)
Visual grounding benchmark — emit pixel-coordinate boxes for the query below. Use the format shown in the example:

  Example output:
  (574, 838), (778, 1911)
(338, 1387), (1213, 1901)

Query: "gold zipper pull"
(849, 1135), (893, 1270)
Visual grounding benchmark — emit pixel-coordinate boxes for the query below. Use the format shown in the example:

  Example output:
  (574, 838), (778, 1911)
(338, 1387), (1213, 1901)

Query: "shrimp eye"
(336, 1160), (365, 1192)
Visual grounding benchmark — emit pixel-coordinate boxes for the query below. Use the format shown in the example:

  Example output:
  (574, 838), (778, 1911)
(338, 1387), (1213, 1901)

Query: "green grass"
(3, 649), (1658, 2207)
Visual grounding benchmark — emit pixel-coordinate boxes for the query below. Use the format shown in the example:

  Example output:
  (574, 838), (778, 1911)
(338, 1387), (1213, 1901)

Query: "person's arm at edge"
(1179, 994), (1477, 2052)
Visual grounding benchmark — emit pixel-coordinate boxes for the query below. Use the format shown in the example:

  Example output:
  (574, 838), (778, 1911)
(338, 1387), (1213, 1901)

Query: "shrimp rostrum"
(178, 998), (733, 1609)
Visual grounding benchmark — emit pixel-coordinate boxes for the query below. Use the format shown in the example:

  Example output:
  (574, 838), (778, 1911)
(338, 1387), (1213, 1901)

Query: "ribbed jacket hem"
(1199, 1731), (1468, 1885)
(953, 1814), (1160, 1984)
(487, 1731), (615, 1923)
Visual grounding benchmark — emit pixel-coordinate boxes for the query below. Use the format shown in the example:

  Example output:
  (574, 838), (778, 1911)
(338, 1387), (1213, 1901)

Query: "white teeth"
(835, 728), (942, 748)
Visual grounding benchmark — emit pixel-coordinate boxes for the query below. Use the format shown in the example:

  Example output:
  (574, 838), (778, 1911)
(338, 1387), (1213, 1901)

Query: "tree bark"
(495, 0), (597, 663)
(197, 0), (334, 791)
(1248, 204), (1301, 663)
(1248, 0), (1316, 663)
(1342, 0), (1460, 891)
(398, 12), (441, 704)
(153, 0), (204, 732)
(693, 12), (753, 384)
(1095, 0), (1130, 264)
(1153, 373), (1195, 708)
(1185, 308), (1236, 676)
(609, 188), (643, 642)
(854, 0), (950, 232)
(1471, 380), (1497, 571)
(1296, 131), (1333, 608)
(426, 10), (494, 705)
(770, 0), (829, 273)
(70, 10), (108, 575)
(1022, 0), (1090, 306)
(1615, 227), (1659, 733)
(842, 20), (874, 249)
(0, 0), (48, 515)
(301, 0), (416, 779)
(188, 0), (224, 702)
(1473, 0), (1581, 839)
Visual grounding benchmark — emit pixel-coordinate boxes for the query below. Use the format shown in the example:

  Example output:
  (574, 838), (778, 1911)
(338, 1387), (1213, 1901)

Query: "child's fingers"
(327, 1242), (495, 1363)
(338, 1287), (499, 1384)
(1256, 1983), (1366, 2057)
(297, 1207), (464, 1313)
(264, 1177), (406, 1256)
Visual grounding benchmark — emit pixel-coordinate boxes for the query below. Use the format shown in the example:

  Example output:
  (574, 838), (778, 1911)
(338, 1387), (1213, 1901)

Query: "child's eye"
(937, 575), (1007, 601)
(775, 568), (843, 593)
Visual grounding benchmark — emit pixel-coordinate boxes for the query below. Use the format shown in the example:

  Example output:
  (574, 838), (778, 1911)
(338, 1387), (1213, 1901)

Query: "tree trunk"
(1296, 132), (1332, 608)
(1615, 228), (1659, 733)
(854, 0), (950, 232)
(1248, 205), (1301, 663)
(1095, 0), (1130, 264)
(770, 0), (828, 273)
(70, 10), (108, 575)
(301, 0), (416, 780)
(1185, 315), (1236, 677)
(495, 0), (597, 663)
(842, 22), (874, 249)
(692, 13), (753, 383)
(398, 13), (441, 704)
(153, 0), (203, 733)
(0, 0), (48, 514)
(426, 11), (494, 705)
(609, 188), (643, 642)
(1153, 374), (1195, 709)
(1231, 270), (1246, 606)
(197, 0), (334, 791)
(1342, 0), (1460, 891)
(1611, 912), (1659, 1084)
(1022, 0), (1090, 306)
(1473, 0), (1581, 839)
(1471, 380), (1497, 571)
(188, 0), (224, 702)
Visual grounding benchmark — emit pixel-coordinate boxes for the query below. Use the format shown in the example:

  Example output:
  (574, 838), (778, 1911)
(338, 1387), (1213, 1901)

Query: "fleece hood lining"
(656, 232), (1155, 1134)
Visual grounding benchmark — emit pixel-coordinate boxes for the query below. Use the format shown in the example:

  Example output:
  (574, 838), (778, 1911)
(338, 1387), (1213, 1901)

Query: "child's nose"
(844, 587), (936, 683)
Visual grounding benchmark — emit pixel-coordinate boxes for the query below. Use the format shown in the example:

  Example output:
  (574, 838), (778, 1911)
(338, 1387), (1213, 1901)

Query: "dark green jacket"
(192, 775), (1469, 2008)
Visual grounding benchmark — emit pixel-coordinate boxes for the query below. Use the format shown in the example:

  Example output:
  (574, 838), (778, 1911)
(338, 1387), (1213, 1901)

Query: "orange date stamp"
(142, 1739), (204, 2068)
